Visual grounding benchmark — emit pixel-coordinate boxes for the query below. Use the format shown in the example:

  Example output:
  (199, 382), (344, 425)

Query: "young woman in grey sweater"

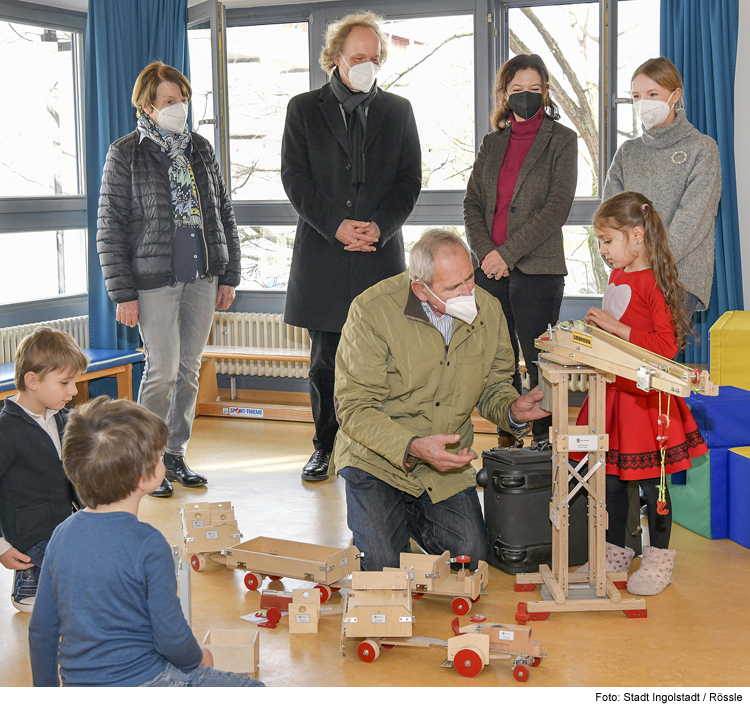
(603, 57), (721, 312)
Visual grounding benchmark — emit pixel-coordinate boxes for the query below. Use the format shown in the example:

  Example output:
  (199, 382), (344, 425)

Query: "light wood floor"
(2, 416), (750, 688)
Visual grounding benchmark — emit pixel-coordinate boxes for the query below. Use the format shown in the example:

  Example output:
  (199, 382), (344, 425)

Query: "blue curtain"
(85, 0), (189, 356)
(661, 0), (743, 364)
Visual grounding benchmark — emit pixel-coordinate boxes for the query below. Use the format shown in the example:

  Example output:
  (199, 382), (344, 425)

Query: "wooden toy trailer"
(390, 551), (489, 615)
(340, 571), (446, 662)
(182, 502), (361, 602)
(444, 616), (545, 681)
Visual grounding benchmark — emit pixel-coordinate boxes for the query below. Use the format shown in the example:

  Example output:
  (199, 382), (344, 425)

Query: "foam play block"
(669, 449), (729, 540)
(684, 386), (750, 449)
(728, 447), (750, 550)
(710, 311), (750, 391)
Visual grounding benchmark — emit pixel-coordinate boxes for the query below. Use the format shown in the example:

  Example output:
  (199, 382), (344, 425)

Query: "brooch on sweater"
(671, 150), (687, 164)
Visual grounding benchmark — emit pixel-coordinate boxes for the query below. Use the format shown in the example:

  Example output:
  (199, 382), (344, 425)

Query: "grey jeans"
(138, 662), (264, 687)
(137, 279), (218, 455)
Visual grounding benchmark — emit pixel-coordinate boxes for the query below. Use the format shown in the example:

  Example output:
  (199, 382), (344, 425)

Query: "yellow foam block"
(710, 311), (750, 390)
(730, 446), (750, 459)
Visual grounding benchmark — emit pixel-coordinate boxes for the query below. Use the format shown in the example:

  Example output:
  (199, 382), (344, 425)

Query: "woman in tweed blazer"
(464, 54), (577, 444)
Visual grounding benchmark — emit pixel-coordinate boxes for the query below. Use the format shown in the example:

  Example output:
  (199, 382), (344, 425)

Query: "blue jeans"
(13, 539), (48, 603)
(138, 662), (264, 687)
(137, 279), (218, 455)
(340, 467), (489, 572)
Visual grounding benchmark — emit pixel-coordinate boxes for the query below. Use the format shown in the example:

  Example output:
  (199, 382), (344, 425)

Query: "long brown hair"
(490, 54), (560, 131)
(593, 191), (693, 350)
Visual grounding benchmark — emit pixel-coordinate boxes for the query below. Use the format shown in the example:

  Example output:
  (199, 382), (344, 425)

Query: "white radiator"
(0, 316), (89, 364)
(209, 312), (310, 379)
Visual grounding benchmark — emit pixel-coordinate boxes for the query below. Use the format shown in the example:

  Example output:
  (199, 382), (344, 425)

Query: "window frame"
(0, 0), (88, 314)
(187, 0), (641, 300)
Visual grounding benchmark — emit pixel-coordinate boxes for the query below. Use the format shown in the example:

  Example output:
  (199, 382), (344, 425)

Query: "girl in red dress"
(576, 191), (707, 595)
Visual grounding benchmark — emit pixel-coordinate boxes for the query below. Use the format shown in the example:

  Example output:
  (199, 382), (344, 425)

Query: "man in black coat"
(281, 12), (421, 481)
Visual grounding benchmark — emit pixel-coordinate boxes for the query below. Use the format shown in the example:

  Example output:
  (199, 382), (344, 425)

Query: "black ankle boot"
(163, 453), (208, 488)
(148, 477), (174, 498)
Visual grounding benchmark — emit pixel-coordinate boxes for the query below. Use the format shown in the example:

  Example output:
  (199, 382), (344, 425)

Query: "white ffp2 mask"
(424, 284), (478, 325)
(341, 55), (378, 93)
(634, 91), (675, 130)
(152, 102), (188, 133)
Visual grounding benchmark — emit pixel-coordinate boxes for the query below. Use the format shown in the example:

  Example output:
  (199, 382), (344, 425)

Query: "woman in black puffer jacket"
(97, 61), (241, 498)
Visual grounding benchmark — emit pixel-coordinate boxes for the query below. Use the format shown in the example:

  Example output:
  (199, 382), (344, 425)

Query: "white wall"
(736, 0), (750, 308)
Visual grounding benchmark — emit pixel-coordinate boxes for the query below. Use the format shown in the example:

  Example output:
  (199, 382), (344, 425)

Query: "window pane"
(616, 0), (661, 148)
(508, 3), (600, 197)
(188, 23), (215, 149)
(238, 225), (295, 290)
(563, 225), (611, 295)
(0, 22), (80, 197)
(0, 230), (87, 304)
(380, 16), (474, 190)
(227, 23), (309, 200)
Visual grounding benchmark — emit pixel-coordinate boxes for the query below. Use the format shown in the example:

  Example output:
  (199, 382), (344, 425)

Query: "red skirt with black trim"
(573, 385), (707, 481)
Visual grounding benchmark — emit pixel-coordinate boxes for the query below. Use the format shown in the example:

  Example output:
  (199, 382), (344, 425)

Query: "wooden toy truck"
(182, 501), (361, 601)
(340, 571), (446, 662)
(389, 551), (489, 615)
(443, 616), (545, 681)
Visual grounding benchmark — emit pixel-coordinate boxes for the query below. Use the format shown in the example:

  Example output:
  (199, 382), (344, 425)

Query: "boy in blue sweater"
(0, 328), (88, 612)
(28, 396), (263, 687)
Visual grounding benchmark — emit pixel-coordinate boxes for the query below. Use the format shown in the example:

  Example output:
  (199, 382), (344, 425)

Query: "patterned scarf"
(136, 113), (201, 228)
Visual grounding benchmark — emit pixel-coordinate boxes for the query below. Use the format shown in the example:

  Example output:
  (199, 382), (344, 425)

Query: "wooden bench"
(0, 349), (144, 402)
(197, 346), (313, 422)
(196, 345), (498, 433)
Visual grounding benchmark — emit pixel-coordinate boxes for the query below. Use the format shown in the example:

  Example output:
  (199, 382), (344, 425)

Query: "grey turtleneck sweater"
(603, 110), (721, 309)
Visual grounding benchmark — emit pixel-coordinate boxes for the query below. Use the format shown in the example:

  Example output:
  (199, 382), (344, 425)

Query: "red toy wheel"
(315, 584), (332, 603)
(243, 572), (261, 591)
(357, 639), (380, 663)
(470, 594), (481, 604)
(531, 657), (542, 667)
(190, 554), (206, 572)
(451, 597), (472, 616)
(454, 648), (484, 678)
(268, 575), (282, 582)
(514, 583), (536, 592)
(513, 664), (530, 682)
(469, 615), (486, 623)
(381, 644), (396, 650)
(412, 592), (425, 599)
(265, 606), (281, 625)
(613, 581), (627, 590)
(455, 555), (471, 564)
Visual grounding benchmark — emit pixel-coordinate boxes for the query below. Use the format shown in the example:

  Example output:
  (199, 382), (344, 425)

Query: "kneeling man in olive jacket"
(331, 229), (549, 571)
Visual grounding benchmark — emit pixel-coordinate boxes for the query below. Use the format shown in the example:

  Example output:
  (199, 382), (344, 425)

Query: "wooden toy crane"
(514, 321), (718, 623)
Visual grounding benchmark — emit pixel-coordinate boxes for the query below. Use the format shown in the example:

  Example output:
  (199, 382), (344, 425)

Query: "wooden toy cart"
(388, 551), (489, 615)
(182, 501), (361, 602)
(340, 571), (446, 661)
(444, 616), (545, 681)
(514, 321), (717, 623)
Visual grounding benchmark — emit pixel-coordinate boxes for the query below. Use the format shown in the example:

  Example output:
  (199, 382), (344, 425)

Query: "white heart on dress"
(602, 283), (632, 320)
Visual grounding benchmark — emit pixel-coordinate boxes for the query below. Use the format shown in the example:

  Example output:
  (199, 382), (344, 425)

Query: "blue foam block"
(685, 386), (750, 449)
(728, 449), (750, 550)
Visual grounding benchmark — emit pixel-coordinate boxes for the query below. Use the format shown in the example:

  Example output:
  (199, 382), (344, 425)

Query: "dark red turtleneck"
(490, 109), (545, 248)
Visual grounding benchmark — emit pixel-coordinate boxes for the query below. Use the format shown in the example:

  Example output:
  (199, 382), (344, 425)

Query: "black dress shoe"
(148, 477), (174, 498)
(302, 450), (331, 482)
(163, 453), (208, 488)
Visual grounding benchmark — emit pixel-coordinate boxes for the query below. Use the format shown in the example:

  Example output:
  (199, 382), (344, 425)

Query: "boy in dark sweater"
(28, 396), (263, 687)
(0, 328), (88, 612)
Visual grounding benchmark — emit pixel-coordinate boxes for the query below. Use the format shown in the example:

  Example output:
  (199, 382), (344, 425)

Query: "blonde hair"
(63, 397), (168, 508)
(409, 229), (471, 287)
(490, 54), (559, 131)
(14, 328), (88, 391)
(319, 12), (388, 75)
(593, 192), (693, 350)
(132, 61), (192, 116)
(632, 56), (683, 94)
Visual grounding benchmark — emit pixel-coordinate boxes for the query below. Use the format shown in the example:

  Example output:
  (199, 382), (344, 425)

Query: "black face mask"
(508, 91), (544, 120)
